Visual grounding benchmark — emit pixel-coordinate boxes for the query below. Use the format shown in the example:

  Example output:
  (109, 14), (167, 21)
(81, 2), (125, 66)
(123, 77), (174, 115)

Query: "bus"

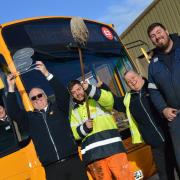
(0, 16), (155, 179)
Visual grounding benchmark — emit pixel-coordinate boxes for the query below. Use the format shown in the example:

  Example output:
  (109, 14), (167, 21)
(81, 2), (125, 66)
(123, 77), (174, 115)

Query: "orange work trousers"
(87, 153), (134, 180)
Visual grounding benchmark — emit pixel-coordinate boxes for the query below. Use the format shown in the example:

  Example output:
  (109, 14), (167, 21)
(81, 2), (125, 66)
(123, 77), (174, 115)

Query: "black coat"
(7, 76), (78, 166)
(0, 118), (17, 151)
(148, 34), (180, 112)
(102, 81), (165, 148)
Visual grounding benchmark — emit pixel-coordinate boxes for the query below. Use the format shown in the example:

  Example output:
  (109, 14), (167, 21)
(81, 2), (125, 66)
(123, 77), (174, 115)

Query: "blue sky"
(0, 0), (153, 34)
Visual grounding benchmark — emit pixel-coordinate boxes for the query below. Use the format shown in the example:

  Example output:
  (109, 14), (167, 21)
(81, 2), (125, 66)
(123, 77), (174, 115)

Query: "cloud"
(97, 0), (153, 34)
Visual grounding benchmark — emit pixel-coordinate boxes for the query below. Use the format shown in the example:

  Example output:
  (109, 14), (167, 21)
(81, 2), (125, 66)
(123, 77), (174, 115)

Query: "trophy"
(10, 47), (36, 76)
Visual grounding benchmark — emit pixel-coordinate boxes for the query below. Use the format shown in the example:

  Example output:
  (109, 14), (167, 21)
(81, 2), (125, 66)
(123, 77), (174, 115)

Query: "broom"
(70, 17), (91, 119)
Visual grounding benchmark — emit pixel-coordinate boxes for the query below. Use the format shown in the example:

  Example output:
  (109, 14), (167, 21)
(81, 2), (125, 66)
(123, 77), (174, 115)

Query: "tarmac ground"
(147, 171), (179, 180)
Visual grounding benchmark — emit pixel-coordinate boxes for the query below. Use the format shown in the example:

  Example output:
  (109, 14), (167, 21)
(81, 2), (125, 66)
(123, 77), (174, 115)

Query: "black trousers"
(168, 114), (180, 175)
(162, 117), (180, 180)
(152, 142), (179, 180)
(151, 144), (169, 180)
(44, 155), (88, 180)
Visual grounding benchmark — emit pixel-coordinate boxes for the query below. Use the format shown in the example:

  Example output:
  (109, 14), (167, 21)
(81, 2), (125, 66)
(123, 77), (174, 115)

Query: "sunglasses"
(30, 93), (44, 101)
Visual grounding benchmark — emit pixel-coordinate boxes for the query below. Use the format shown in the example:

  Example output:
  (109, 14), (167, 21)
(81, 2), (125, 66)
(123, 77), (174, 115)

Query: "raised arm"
(82, 82), (114, 111)
(35, 61), (70, 115)
(6, 74), (28, 128)
(83, 81), (126, 112)
(97, 81), (126, 112)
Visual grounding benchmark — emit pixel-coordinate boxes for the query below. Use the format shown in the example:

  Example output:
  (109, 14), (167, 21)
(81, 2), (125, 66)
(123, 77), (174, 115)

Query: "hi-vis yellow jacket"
(69, 85), (125, 165)
(123, 93), (143, 144)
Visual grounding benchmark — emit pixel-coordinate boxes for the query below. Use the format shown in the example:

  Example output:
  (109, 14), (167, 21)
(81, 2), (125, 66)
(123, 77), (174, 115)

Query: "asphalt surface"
(147, 172), (179, 180)
(147, 174), (159, 180)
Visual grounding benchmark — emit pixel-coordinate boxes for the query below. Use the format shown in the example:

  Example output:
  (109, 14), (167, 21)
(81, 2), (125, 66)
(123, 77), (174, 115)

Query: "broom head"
(70, 17), (89, 46)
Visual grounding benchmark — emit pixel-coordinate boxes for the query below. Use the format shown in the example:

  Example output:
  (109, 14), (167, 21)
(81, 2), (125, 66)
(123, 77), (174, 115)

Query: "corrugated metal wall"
(120, 0), (180, 60)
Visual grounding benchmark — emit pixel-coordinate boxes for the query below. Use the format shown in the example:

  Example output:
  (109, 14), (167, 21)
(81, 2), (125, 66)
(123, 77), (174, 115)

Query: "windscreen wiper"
(82, 49), (122, 57)
(66, 42), (120, 56)
(32, 47), (79, 60)
(33, 48), (63, 59)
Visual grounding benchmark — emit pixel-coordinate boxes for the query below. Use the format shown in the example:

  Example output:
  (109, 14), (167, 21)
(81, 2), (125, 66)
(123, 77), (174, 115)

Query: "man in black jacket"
(6, 61), (88, 180)
(100, 70), (174, 180)
(148, 22), (180, 173)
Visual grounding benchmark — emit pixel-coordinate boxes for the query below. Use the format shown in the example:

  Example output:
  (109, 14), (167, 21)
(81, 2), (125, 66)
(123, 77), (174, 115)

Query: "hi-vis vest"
(70, 99), (120, 141)
(70, 89), (119, 141)
(70, 89), (124, 165)
(123, 92), (143, 144)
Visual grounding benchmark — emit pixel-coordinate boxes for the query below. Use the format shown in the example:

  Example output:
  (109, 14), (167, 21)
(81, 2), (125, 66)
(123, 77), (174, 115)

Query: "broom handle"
(78, 47), (91, 119)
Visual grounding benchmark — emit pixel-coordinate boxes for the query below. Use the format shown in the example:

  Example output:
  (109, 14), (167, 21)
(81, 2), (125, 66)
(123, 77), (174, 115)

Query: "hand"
(162, 107), (177, 121)
(35, 61), (49, 77)
(85, 119), (93, 129)
(81, 81), (89, 91)
(96, 76), (103, 88)
(7, 74), (16, 92)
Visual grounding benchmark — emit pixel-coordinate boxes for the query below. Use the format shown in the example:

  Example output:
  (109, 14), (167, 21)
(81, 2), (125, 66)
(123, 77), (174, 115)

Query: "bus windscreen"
(2, 18), (122, 54)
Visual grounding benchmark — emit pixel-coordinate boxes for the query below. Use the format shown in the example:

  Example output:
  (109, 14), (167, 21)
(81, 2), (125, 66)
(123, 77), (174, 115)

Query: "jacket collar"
(0, 115), (8, 122)
(34, 102), (50, 113)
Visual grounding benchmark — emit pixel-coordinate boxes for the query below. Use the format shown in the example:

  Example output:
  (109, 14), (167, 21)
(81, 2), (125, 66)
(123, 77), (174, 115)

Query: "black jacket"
(148, 34), (180, 112)
(0, 117), (17, 151)
(7, 76), (78, 166)
(102, 81), (165, 148)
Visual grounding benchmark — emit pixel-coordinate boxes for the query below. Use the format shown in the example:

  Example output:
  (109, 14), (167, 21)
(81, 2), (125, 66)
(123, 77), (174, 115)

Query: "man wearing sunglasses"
(6, 61), (88, 180)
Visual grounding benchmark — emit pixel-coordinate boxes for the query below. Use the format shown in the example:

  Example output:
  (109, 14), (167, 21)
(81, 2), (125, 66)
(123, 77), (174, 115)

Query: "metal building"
(120, 0), (180, 77)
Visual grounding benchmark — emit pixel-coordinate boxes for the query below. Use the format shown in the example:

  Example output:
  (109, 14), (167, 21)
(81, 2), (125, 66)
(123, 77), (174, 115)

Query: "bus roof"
(0, 16), (114, 29)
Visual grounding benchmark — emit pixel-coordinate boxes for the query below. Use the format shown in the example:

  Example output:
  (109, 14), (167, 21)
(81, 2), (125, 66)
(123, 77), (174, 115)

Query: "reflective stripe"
(71, 120), (86, 127)
(73, 108), (83, 124)
(80, 124), (88, 136)
(72, 102), (111, 126)
(71, 111), (111, 127)
(46, 73), (53, 81)
(153, 57), (158, 62)
(89, 85), (96, 98)
(94, 104), (111, 117)
(148, 83), (158, 89)
(81, 137), (122, 154)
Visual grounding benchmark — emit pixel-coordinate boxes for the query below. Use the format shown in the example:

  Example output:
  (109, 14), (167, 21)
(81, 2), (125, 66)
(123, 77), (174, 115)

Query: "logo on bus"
(101, 27), (113, 40)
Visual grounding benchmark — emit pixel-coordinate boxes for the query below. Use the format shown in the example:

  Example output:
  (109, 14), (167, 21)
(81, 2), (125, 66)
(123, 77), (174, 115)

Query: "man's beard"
(73, 97), (85, 104)
(157, 37), (171, 51)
